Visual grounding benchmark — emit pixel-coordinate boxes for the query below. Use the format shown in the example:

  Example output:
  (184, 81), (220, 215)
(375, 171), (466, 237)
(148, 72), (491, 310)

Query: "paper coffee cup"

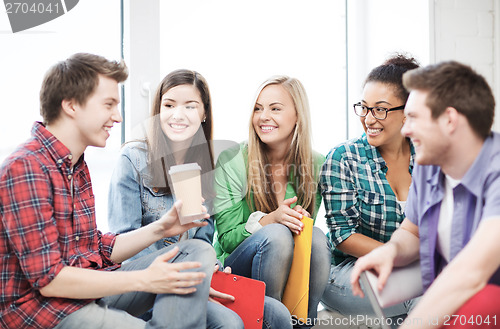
(168, 163), (203, 224)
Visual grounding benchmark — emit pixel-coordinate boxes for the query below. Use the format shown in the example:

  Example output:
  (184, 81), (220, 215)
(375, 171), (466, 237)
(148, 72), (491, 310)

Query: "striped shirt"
(320, 134), (414, 265)
(0, 122), (118, 329)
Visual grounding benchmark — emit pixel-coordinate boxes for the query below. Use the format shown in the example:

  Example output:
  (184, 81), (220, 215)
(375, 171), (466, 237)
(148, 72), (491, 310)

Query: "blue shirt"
(406, 132), (500, 291)
(320, 134), (414, 265)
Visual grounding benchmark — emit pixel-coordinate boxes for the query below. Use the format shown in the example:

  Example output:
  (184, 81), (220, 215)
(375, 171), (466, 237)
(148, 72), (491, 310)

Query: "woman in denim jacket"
(108, 69), (215, 260)
(108, 69), (291, 329)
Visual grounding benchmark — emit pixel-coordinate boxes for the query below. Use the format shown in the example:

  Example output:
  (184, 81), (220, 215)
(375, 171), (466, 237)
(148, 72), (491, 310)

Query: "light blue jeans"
(321, 257), (418, 318)
(224, 223), (331, 328)
(53, 239), (243, 329)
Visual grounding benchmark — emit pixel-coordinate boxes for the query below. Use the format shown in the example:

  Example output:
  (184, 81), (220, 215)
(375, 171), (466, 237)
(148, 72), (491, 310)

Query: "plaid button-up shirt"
(0, 122), (118, 329)
(320, 134), (414, 265)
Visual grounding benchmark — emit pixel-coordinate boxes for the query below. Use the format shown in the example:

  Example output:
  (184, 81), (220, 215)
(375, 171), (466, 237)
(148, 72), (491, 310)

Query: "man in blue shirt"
(351, 61), (500, 328)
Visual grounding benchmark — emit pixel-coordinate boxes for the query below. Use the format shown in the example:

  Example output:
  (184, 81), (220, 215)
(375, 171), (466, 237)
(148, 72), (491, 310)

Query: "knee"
(258, 224), (294, 254)
(263, 296), (292, 329)
(208, 302), (244, 329)
(311, 227), (330, 253)
(311, 228), (331, 264)
(177, 239), (216, 269)
(222, 311), (244, 329)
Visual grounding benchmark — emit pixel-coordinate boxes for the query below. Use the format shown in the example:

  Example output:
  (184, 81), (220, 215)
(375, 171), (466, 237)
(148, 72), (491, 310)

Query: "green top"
(213, 142), (325, 263)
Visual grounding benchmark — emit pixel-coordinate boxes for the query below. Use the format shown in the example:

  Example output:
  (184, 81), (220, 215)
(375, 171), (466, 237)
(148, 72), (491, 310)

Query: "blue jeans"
(225, 223), (331, 327)
(53, 239), (242, 329)
(321, 257), (419, 318)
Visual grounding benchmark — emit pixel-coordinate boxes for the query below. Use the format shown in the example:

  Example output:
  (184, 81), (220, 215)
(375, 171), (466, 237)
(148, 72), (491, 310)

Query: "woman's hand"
(209, 265), (235, 305)
(260, 196), (304, 234)
(154, 200), (209, 238)
(292, 204), (311, 218)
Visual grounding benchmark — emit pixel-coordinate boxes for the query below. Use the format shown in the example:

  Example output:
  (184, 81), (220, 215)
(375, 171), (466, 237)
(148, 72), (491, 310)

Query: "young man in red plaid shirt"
(0, 53), (217, 329)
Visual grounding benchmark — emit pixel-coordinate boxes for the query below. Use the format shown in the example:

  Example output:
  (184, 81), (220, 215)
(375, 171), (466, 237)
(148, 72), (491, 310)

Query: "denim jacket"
(108, 141), (214, 261)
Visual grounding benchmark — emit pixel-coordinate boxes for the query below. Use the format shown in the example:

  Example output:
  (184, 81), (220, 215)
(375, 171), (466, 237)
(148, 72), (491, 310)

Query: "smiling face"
(402, 89), (449, 166)
(74, 75), (122, 149)
(159, 84), (205, 148)
(252, 84), (298, 149)
(360, 81), (407, 149)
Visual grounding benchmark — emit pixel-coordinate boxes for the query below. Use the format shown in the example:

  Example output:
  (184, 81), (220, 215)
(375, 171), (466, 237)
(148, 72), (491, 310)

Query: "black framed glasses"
(353, 103), (405, 120)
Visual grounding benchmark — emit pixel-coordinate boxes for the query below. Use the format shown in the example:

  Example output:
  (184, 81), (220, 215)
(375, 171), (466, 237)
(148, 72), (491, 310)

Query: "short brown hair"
(40, 53), (128, 124)
(403, 61), (495, 139)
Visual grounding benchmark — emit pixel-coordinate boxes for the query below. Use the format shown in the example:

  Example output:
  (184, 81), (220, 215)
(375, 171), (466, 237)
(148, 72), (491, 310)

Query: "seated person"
(214, 75), (331, 328)
(320, 54), (420, 318)
(351, 61), (500, 328)
(0, 53), (215, 329)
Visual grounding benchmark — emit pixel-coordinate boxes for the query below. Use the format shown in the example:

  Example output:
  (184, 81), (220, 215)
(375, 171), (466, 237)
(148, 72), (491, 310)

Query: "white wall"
(346, 0), (430, 139)
(431, 0), (499, 132)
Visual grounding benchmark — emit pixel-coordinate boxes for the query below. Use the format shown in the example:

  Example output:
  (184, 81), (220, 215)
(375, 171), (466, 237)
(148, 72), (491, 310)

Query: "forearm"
(39, 266), (143, 299)
(111, 222), (163, 263)
(400, 263), (485, 329)
(336, 233), (384, 258)
(400, 219), (500, 329)
(387, 219), (420, 266)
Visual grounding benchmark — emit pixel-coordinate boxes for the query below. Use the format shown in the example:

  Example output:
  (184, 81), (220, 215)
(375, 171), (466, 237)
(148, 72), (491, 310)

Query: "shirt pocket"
(357, 189), (385, 226)
(141, 184), (173, 219)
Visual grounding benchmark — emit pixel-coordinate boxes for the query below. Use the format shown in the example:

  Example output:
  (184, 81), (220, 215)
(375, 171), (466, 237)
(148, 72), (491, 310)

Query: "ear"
(61, 99), (78, 119)
(442, 107), (459, 134)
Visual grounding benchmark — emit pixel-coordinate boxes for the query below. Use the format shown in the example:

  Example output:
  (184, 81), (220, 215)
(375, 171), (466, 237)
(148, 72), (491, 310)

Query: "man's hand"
(350, 244), (397, 298)
(141, 246), (206, 294)
(209, 265), (235, 305)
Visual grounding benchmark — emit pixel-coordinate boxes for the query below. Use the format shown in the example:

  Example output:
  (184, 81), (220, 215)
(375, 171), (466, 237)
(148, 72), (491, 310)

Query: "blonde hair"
(246, 75), (316, 215)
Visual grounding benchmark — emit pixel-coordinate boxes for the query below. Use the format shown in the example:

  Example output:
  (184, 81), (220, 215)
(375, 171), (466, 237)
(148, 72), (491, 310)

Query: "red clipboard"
(210, 271), (266, 329)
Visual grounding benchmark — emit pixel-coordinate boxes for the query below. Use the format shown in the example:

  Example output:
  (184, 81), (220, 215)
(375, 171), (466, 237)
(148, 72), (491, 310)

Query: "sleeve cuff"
(245, 211), (266, 234)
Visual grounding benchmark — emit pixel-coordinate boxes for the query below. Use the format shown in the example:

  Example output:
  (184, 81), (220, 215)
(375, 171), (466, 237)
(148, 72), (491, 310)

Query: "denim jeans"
(53, 239), (226, 329)
(140, 301), (244, 329)
(321, 257), (419, 318)
(224, 223), (331, 327)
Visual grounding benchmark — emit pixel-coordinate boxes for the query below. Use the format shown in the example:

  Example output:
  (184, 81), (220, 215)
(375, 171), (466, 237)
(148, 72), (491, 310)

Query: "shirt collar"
(361, 133), (386, 170)
(361, 133), (416, 173)
(460, 133), (494, 196)
(427, 133), (495, 197)
(31, 121), (79, 169)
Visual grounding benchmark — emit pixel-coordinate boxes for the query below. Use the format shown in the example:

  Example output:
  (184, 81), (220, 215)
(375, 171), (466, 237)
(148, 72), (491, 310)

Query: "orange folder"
(210, 271), (266, 329)
(282, 216), (313, 322)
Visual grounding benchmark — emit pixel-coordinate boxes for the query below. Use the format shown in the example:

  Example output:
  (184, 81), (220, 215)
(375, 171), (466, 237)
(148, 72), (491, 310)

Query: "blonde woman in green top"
(214, 76), (331, 327)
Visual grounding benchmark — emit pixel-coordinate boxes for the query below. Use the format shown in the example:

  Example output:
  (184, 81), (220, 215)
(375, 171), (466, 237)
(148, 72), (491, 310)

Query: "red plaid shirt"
(0, 122), (119, 329)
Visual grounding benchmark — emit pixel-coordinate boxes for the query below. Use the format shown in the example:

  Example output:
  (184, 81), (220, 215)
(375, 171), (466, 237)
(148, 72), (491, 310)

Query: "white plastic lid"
(168, 162), (201, 175)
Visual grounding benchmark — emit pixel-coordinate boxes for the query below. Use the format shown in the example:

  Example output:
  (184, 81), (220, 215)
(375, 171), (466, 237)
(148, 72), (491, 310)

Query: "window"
(157, 0), (347, 155)
(0, 0), (121, 231)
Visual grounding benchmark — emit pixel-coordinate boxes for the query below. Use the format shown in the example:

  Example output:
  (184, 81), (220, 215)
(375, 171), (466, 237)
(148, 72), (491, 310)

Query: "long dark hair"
(145, 69), (214, 198)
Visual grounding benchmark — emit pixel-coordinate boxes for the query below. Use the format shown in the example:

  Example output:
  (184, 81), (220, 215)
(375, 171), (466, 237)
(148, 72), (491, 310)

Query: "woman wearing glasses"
(320, 54), (420, 318)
